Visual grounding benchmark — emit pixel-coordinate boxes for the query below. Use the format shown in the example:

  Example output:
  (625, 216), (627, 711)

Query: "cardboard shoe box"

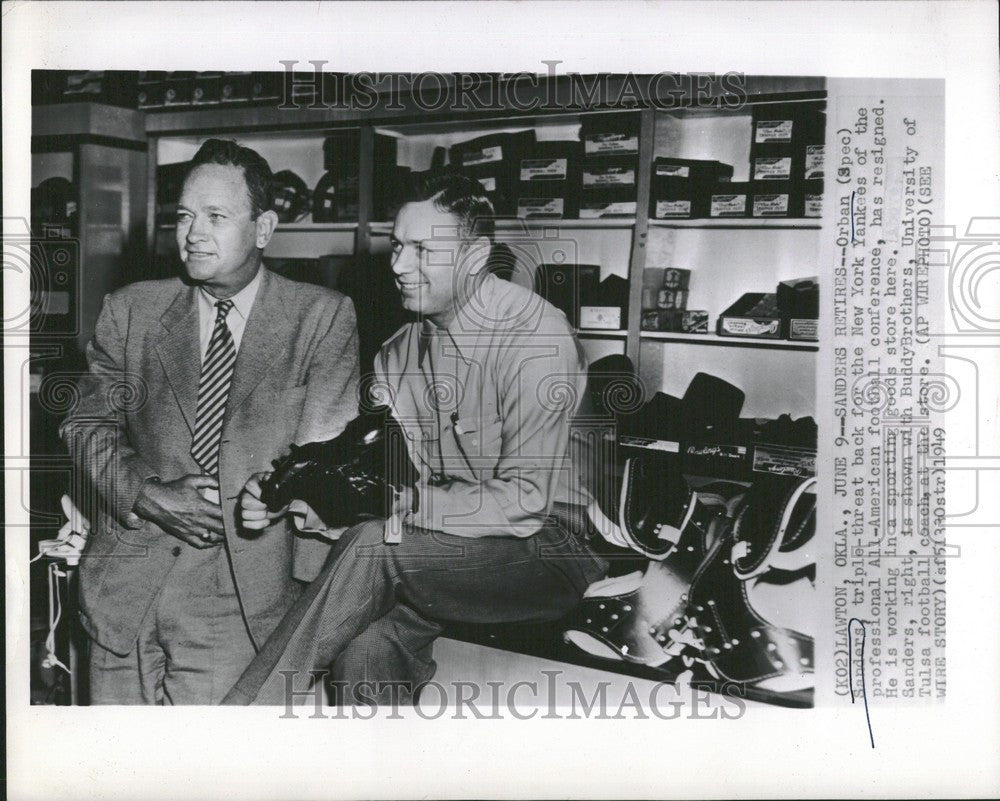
(654, 157), (734, 184)
(641, 309), (709, 333)
(717, 292), (783, 338)
(450, 131), (535, 216)
(651, 175), (700, 218)
(450, 131), (535, 171)
(777, 276), (819, 340)
(751, 102), (826, 146)
(580, 113), (640, 156)
(750, 154), (798, 182)
(802, 144), (825, 181)
(751, 181), (802, 218)
(651, 185), (701, 219)
(650, 158), (734, 221)
(518, 140), (582, 183)
(582, 156), (638, 189)
(708, 182), (751, 218)
(517, 194), (569, 220)
(516, 140), (582, 218)
(580, 274), (629, 330)
(580, 186), (637, 218)
(803, 179), (824, 218)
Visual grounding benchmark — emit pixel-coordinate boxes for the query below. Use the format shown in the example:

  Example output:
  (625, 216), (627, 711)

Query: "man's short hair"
(412, 171), (495, 242)
(184, 138), (274, 220)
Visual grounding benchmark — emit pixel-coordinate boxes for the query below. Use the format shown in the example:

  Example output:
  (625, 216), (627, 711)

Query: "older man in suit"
(61, 139), (359, 704)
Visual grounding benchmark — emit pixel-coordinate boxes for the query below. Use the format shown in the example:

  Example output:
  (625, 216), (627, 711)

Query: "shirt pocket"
(451, 415), (504, 475)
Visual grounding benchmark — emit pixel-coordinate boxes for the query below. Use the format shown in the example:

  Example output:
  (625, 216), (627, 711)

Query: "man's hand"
(132, 475), (225, 548)
(390, 486), (415, 520)
(240, 472), (290, 531)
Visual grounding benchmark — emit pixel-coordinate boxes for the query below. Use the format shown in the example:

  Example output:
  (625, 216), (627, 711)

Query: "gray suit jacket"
(61, 268), (360, 656)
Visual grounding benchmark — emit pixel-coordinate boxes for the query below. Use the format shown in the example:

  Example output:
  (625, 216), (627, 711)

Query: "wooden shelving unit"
(640, 331), (819, 351)
(138, 76), (826, 415)
(648, 218), (822, 230)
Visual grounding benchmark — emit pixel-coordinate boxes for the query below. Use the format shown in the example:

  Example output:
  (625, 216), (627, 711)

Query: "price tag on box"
(579, 306), (622, 330)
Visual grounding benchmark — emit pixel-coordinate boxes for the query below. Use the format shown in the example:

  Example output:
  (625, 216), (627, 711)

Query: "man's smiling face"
(176, 163), (264, 298)
(390, 197), (489, 329)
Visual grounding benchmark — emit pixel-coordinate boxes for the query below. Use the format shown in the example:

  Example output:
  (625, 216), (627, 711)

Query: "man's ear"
(255, 209), (279, 249)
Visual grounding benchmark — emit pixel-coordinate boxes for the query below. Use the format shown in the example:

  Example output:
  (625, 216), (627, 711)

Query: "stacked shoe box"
(449, 131), (535, 217)
(650, 158), (734, 219)
(578, 115), (640, 219)
(748, 102), (826, 218)
(515, 140), (583, 219)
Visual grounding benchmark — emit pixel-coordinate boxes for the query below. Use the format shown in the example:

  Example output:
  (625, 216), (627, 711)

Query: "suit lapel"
(225, 268), (292, 424)
(155, 284), (201, 435)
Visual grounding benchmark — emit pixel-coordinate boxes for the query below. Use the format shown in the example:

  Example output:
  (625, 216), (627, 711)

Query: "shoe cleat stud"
(722, 642), (732, 650)
(707, 599), (715, 606)
(601, 626), (608, 633)
(598, 603), (605, 610)
(623, 604), (632, 612)
(799, 657), (810, 666)
(773, 660), (784, 669)
(767, 643), (777, 651)
(731, 638), (739, 646)
(750, 630), (761, 639)
(611, 613), (619, 620)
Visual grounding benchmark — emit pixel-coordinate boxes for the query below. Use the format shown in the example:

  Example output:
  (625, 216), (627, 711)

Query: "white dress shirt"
(197, 268), (263, 361)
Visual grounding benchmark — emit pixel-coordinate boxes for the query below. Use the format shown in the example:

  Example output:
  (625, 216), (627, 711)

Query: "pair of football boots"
(569, 457), (816, 697)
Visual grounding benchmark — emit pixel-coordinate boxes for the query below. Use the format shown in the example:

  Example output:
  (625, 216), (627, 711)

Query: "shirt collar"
(417, 274), (497, 368)
(198, 267), (263, 321)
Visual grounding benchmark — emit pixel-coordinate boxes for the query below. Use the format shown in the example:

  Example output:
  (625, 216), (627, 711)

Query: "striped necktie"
(191, 299), (236, 476)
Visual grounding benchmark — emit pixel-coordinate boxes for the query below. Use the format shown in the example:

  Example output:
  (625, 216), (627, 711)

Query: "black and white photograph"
(26, 68), (825, 711)
(4, 2), (999, 799)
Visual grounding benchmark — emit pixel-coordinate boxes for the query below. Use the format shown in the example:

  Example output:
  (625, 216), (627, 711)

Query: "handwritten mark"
(850, 190), (857, 244)
(848, 617), (875, 748)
